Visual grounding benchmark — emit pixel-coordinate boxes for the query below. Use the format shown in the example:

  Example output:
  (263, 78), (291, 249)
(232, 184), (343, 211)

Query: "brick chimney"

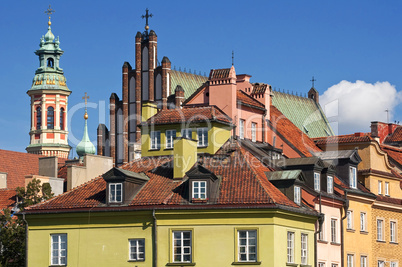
(175, 85), (185, 108)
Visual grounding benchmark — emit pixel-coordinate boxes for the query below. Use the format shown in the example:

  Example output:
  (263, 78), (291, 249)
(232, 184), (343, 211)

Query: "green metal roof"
(170, 70), (208, 99)
(271, 90), (334, 138)
(265, 170), (303, 181)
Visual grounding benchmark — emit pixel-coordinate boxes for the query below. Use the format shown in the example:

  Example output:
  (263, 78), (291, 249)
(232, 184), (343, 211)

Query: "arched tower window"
(60, 108), (65, 130)
(47, 107), (54, 129)
(47, 58), (54, 68)
(36, 107), (41, 130)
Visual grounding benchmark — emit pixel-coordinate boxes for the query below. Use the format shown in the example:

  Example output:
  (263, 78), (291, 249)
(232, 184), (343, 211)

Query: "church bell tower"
(26, 6), (71, 158)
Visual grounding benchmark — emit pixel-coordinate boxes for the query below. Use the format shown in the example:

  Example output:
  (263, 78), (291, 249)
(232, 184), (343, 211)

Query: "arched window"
(47, 107), (54, 129)
(60, 108), (64, 130)
(47, 58), (54, 68)
(36, 107), (41, 129)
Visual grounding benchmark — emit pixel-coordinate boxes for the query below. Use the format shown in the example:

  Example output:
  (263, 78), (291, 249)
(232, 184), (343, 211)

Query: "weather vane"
(141, 8), (153, 31)
(310, 76), (316, 88)
(44, 5), (55, 24)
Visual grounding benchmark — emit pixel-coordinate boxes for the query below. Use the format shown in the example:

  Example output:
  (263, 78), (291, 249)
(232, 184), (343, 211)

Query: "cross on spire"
(232, 50), (234, 66)
(83, 92), (89, 109)
(44, 5), (55, 21)
(310, 76), (317, 88)
(141, 8), (153, 31)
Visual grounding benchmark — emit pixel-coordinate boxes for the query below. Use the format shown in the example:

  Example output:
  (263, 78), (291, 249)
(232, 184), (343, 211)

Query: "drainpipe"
(341, 191), (349, 267)
(22, 213), (28, 267)
(152, 209), (157, 267)
(315, 193), (323, 267)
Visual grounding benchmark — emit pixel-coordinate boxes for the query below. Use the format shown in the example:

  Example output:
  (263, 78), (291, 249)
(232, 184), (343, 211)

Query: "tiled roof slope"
(313, 133), (372, 146)
(384, 126), (402, 144)
(237, 90), (265, 109)
(170, 70), (208, 99)
(0, 189), (17, 209)
(209, 68), (231, 79)
(271, 90), (334, 138)
(0, 150), (43, 189)
(269, 105), (321, 157)
(251, 83), (269, 95)
(380, 145), (402, 168)
(144, 106), (232, 125)
(26, 141), (306, 212)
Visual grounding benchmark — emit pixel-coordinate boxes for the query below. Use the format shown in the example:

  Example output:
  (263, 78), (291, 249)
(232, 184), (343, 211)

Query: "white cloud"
(320, 80), (402, 135)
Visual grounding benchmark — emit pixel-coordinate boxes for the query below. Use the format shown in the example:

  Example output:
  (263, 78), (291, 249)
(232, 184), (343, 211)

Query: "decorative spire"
(44, 5), (55, 26)
(310, 76), (316, 88)
(141, 8), (153, 32)
(76, 92), (95, 159)
(44, 5), (55, 42)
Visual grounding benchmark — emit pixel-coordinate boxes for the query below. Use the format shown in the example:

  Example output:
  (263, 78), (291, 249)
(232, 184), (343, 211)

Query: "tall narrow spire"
(76, 93), (95, 159)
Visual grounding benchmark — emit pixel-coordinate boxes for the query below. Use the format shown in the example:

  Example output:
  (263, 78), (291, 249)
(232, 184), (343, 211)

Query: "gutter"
(152, 209), (157, 267)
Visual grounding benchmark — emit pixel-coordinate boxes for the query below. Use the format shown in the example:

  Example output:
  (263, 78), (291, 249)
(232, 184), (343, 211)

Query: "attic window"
(294, 186), (301, 205)
(192, 181), (207, 200)
(109, 183), (122, 203)
(327, 176), (333, 194)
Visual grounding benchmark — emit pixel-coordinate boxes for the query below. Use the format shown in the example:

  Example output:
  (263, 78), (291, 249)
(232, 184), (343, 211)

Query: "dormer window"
(239, 119), (245, 139)
(150, 131), (160, 150)
(192, 181), (207, 200)
(294, 186), (301, 205)
(349, 167), (357, 189)
(181, 128), (192, 139)
(251, 123), (257, 142)
(314, 172), (320, 192)
(166, 130), (176, 149)
(327, 176), (333, 194)
(197, 128), (208, 147)
(109, 183), (122, 203)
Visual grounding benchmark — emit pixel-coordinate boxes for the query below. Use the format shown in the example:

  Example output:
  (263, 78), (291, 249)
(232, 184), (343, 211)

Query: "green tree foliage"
(0, 178), (53, 266)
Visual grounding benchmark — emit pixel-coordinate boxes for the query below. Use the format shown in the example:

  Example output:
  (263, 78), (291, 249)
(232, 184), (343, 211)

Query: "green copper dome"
(44, 24), (55, 42)
(76, 112), (96, 159)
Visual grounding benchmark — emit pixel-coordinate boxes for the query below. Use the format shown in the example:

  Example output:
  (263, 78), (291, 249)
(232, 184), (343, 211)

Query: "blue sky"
(1, 1), (402, 155)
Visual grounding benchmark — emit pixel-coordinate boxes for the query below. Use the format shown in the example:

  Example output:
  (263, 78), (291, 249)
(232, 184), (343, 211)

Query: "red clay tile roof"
(269, 106), (321, 157)
(358, 168), (402, 180)
(380, 145), (402, 168)
(313, 133), (372, 146)
(237, 90), (265, 110)
(0, 150), (43, 189)
(209, 68), (231, 79)
(26, 141), (303, 212)
(144, 106), (232, 125)
(384, 126), (402, 143)
(251, 83), (269, 95)
(376, 195), (402, 205)
(0, 189), (17, 209)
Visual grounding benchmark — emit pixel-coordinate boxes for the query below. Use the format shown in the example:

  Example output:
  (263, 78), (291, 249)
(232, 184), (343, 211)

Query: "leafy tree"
(0, 178), (53, 266)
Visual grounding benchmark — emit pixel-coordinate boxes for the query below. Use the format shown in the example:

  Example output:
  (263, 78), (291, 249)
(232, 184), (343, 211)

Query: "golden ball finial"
(84, 112), (88, 120)
(145, 25), (149, 30)
(48, 20), (51, 26)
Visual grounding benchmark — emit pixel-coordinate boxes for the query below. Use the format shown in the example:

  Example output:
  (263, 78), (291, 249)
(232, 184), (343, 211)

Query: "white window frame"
(390, 262), (398, 267)
(331, 218), (337, 243)
(360, 212), (366, 232)
(287, 232), (295, 263)
(238, 230), (257, 262)
(347, 211), (353, 230)
(294, 186), (301, 205)
(377, 219), (384, 241)
(378, 180), (382, 195)
(181, 128), (192, 139)
(318, 263), (326, 267)
(109, 183), (122, 203)
(360, 255), (367, 267)
(327, 175), (333, 194)
(239, 119), (245, 139)
(51, 234), (67, 266)
(390, 221), (397, 243)
(349, 166), (357, 189)
(314, 172), (320, 192)
(318, 220), (325, 241)
(165, 129), (176, 149)
(129, 239), (145, 261)
(197, 128), (208, 147)
(301, 233), (308, 265)
(378, 261), (385, 267)
(385, 182), (390, 196)
(347, 254), (354, 267)
(172, 231), (192, 263)
(251, 122), (257, 142)
(192, 181), (207, 200)
(150, 130), (161, 150)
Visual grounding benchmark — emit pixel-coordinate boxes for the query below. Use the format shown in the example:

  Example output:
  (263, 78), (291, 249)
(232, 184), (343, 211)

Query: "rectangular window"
(301, 233), (308, 265)
(238, 230), (257, 262)
(391, 262), (398, 267)
(197, 128), (208, 147)
(165, 130), (176, 149)
(287, 232), (294, 263)
(347, 254), (354, 267)
(327, 176), (333, 194)
(239, 119), (245, 139)
(109, 183), (122, 203)
(378, 261), (385, 267)
(377, 219), (384, 241)
(349, 167), (357, 189)
(332, 264), (338, 267)
(181, 128), (192, 139)
(318, 263), (325, 267)
(360, 212), (366, 232)
(192, 181), (207, 200)
(173, 231), (192, 263)
(331, 219), (337, 243)
(314, 172), (320, 191)
(390, 221), (397, 243)
(318, 221), (324, 241)
(360, 255), (367, 267)
(129, 239), (145, 261)
(251, 122), (257, 142)
(51, 234), (67, 266)
(150, 131), (160, 149)
(347, 211), (353, 229)
(385, 182), (390, 196)
(294, 186), (301, 205)
(378, 181), (382, 195)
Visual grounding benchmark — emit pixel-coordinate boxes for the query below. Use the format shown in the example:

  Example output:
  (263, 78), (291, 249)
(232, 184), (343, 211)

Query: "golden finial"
(44, 5), (55, 26)
(82, 92), (90, 120)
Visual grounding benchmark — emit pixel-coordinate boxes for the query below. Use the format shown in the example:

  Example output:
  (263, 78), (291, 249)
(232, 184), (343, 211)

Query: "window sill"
(301, 265), (312, 267)
(317, 240), (328, 244)
(286, 263), (298, 267)
(197, 145), (208, 148)
(192, 199), (208, 203)
(390, 241), (399, 245)
(330, 242), (341, 246)
(376, 240), (386, 243)
(128, 259), (145, 262)
(166, 263), (196, 266)
(360, 231), (369, 235)
(232, 262), (261, 265)
(164, 148), (173, 150)
(346, 228), (355, 233)
(149, 148), (161, 151)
